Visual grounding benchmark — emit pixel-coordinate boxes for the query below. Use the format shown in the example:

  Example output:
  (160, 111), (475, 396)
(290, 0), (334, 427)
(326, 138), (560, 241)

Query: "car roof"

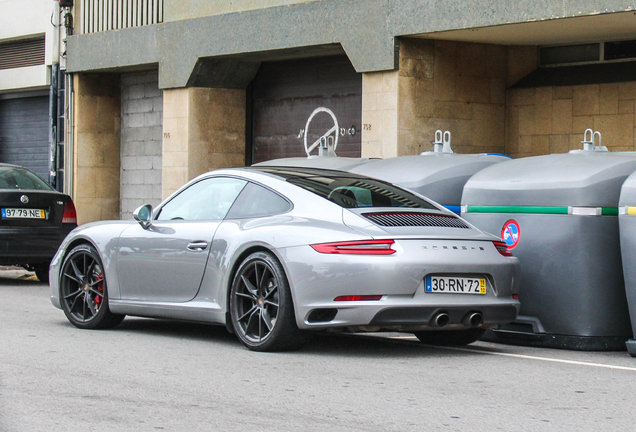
(244, 165), (374, 181)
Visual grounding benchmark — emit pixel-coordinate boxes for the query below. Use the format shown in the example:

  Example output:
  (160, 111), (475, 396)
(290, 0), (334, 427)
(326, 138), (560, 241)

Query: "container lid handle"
(581, 129), (608, 152)
(432, 130), (453, 154)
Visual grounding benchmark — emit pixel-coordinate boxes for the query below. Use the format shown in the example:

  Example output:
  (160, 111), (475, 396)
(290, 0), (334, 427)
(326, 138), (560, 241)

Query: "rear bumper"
(280, 239), (520, 331)
(299, 298), (520, 331)
(0, 225), (76, 265)
(369, 304), (519, 330)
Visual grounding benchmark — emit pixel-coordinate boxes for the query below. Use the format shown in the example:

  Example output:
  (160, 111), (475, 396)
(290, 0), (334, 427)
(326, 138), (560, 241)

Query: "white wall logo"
(297, 107), (358, 156)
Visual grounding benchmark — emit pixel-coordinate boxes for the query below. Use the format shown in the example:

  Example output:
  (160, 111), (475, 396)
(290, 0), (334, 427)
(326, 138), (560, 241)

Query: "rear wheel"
(230, 251), (307, 352)
(59, 244), (125, 329)
(414, 329), (485, 346)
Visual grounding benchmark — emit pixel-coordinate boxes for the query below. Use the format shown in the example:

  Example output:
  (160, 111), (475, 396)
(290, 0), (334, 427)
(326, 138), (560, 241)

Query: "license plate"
(1, 208), (46, 219)
(425, 276), (486, 295)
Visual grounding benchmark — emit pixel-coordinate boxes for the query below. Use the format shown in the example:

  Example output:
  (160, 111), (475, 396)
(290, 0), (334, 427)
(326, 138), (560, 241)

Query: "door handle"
(187, 241), (208, 251)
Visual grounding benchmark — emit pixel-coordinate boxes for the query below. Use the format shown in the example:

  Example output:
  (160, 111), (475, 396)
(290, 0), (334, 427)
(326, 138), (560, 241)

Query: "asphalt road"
(2, 272), (636, 432)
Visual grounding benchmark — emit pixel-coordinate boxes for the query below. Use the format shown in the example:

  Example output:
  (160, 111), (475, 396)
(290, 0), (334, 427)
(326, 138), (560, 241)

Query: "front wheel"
(414, 328), (485, 346)
(59, 244), (125, 330)
(230, 251), (307, 352)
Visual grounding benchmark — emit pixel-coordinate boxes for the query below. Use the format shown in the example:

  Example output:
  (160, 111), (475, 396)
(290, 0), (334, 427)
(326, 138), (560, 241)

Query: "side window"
(226, 182), (292, 219)
(156, 177), (247, 221)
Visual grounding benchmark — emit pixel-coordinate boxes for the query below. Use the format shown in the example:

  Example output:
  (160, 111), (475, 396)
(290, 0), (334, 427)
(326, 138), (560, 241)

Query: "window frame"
(153, 175), (249, 222)
(225, 180), (293, 220)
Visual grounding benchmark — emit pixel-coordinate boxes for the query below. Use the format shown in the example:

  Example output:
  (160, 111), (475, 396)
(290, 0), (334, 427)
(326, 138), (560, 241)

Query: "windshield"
(255, 167), (438, 210)
(0, 166), (53, 191)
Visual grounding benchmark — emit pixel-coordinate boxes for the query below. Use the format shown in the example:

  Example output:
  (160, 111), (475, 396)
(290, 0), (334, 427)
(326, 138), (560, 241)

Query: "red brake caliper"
(94, 274), (104, 308)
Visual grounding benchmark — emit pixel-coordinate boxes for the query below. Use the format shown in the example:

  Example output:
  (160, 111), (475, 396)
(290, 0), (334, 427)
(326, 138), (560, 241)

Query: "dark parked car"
(0, 163), (77, 282)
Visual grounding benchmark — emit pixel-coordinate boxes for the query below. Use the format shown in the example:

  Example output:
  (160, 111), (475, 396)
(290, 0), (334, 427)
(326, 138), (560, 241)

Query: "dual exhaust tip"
(431, 311), (483, 328)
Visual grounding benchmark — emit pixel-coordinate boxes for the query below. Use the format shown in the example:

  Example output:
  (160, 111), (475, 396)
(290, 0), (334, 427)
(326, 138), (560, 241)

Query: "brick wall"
(506, 83), (636, 157)
(399, 39), (509, 155)
(162, 87), (245, 199)
(73, 74), (121, 225)
(362, 38), (510, 158)
(120, 71), (163, 219)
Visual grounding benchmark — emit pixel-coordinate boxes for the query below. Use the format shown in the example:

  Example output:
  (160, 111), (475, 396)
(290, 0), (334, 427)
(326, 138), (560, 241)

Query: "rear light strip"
(311, 240), (396, 255)
(493, 241), (513, 257)
(334, 295), (383, 302)
(62, 201), (77, 224)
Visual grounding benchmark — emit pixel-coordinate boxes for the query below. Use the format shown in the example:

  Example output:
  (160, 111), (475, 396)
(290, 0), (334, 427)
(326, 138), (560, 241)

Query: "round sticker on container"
(501, 220), (520, 249)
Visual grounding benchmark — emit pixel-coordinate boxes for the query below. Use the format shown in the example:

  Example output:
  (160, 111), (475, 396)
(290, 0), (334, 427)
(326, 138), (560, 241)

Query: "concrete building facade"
(0, 0), (67, 186)
(62, 0), (636, 223)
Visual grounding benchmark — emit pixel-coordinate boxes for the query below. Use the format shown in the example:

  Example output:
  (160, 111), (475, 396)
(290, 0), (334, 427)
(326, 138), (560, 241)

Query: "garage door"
(251, 55), (362, 164)
(0, 95), (50, 181)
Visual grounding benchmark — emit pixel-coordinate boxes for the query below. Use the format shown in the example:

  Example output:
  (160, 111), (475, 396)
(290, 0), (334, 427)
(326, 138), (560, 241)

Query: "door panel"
(117, 221), (220, 302)
(116, 176), (247, 302)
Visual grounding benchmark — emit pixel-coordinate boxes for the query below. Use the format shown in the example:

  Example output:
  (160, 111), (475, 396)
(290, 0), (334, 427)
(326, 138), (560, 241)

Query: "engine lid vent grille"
(363, 212), (470, 229)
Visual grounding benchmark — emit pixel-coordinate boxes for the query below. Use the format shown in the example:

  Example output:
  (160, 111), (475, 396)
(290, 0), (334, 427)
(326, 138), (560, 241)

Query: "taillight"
(62, 201), (77, 224)
(311, 240), (396, 255)
(493, 241), (513, 257)
(334, 295), (383, 302)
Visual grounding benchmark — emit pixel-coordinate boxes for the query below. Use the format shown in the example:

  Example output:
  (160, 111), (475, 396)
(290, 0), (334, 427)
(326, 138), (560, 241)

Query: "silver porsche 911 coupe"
(50, 166), (520, 351)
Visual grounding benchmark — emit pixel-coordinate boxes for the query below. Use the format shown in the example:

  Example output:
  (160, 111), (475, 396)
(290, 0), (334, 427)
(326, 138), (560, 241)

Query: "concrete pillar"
(73, 74), (121, 224)
(162, 87), (246, 199)
(361, 71), (399, 159)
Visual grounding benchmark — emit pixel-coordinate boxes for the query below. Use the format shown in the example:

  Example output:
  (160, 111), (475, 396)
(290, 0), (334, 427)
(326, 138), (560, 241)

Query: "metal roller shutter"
(0, 96), (50, 181)
(251, 55), (362, 164)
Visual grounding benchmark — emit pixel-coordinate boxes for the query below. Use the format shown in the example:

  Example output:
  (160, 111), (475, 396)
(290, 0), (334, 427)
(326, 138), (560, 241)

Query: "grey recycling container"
(462, 147), (636, 350)
(253, 155), (370, 171)
(619, 172), (636, 356)
(349, 133), (510, 213)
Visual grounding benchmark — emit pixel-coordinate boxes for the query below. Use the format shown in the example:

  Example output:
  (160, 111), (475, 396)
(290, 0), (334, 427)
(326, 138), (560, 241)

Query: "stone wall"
(120, 72), (163, 219)
(399, 39), (509, 155)
(361, 71), (399, 158)
(362, 38), (510, 158)
(506, 83), (636, 157)
(73, 74), (121, 224)
(162, 87), (246, 199)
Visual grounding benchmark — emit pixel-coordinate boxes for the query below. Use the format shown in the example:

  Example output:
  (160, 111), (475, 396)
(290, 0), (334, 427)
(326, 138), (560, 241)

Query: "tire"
(59, 244), (125, 330)
(414, 328), (486, 346)
(230, 251), (307, 352)
(34, 263), (49, 283)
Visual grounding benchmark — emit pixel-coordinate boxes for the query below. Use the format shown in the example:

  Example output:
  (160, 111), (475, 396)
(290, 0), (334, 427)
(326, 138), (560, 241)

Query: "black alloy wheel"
(414, 328), (486, 346)
(230, 251), (307, 352)
(59, 244), (125, 329)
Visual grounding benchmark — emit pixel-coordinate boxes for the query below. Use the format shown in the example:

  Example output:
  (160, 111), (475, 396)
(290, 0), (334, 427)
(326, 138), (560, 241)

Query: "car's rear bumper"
(0, 225), (76, 265)
(297, 295), (520, 331)
(280, 238), (520, 331)
(369, 304), (519, 330)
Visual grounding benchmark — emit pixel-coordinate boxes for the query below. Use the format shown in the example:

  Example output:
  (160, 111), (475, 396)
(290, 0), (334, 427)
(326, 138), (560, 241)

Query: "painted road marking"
(390, 335), (636, 371)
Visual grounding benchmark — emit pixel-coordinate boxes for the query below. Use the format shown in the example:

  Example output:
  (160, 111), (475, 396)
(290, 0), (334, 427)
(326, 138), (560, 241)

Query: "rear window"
(260, 168), (437, 210)
(227, 183), (292, 219)
(0, 167), (53, 191)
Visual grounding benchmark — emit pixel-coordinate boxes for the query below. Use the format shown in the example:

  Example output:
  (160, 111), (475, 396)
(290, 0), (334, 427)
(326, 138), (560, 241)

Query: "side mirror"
(133, 204), (153, 229)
